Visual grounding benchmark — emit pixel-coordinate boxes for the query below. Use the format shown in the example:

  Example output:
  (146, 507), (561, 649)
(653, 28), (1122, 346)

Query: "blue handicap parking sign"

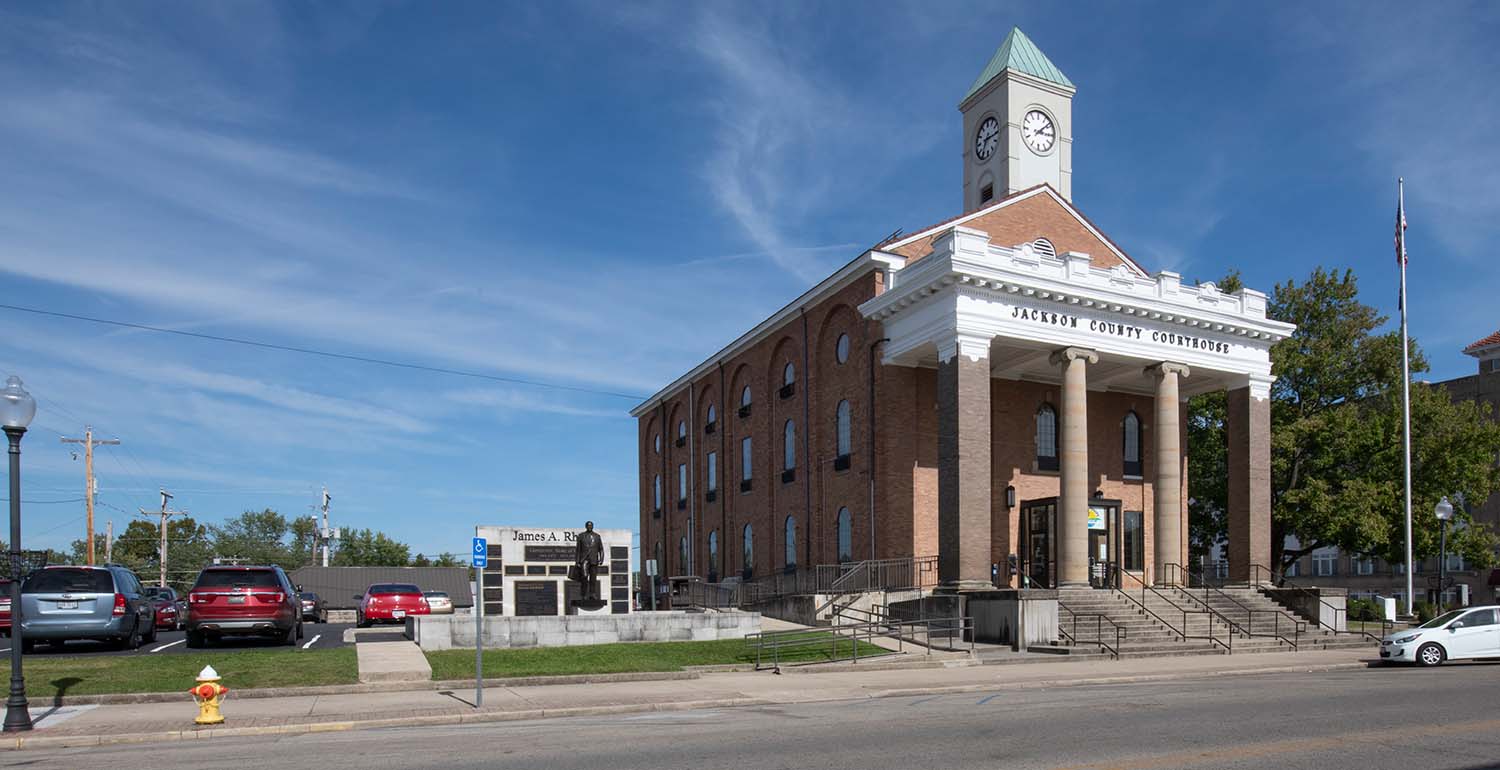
(472, 537), (488, 568)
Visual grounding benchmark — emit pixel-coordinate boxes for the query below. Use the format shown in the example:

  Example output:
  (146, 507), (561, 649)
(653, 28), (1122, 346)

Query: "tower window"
(980, 183), (994, 204)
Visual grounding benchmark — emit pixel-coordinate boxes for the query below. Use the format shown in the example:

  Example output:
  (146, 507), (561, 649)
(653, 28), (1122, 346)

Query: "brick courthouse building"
(632, 29), (1294, 591)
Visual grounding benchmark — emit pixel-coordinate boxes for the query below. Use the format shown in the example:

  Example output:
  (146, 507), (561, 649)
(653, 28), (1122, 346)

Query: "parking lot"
(3, 621), (357, 657)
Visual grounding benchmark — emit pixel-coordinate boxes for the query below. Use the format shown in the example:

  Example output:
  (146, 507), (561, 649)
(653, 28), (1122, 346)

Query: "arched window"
(741, 385), (753, 408)
(784, 515), (798, 570)
(837, 507), (852, 563)
(780, 362), (796, 398)
(653, 474), (662, 512)
(1036, 405), (1059, 472)
(835, 400), (852, 459)
(677, 420), (687, 447)
(783, 419), (797, 472)
(708, 530), (719, 580)
(742, 524), (754, 578)
(653, 434), (660, 454)
(1123, 411), (1142, 477)
(835, 333), (850, 364)
(705, 403), (716, 432)
(679, 536), (688, 575)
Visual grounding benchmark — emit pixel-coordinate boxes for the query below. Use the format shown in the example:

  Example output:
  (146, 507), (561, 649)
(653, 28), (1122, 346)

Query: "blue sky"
(1, 1), (1495, 560)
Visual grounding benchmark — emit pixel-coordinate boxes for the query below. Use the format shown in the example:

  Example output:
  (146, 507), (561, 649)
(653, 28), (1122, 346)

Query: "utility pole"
(105, 520), (113, 563)
(138, 489), (185, 588)
(61, 426), (120, 566)
(320, 487), (332, 567)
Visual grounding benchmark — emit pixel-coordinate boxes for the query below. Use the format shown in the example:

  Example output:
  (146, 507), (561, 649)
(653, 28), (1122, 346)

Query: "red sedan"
(355, 583), (429, 627)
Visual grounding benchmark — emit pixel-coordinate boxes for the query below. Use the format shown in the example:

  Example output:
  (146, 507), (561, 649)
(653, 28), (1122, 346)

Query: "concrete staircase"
(1165, 586), (1373, 652)
(1054, 586), (1374, 659)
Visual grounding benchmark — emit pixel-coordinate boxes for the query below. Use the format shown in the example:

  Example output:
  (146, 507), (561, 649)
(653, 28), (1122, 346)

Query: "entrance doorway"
(1019, 498), (1056, 589)
(1087, 499), (1120, 589)
(1019, 497), (1121, 589)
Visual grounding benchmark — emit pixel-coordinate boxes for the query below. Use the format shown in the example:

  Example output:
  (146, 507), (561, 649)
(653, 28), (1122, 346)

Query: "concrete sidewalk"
(7, 648), (1378, 750)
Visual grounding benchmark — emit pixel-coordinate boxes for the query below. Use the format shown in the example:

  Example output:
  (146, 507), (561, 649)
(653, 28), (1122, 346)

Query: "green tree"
(1188, 267), (1500, 576)
(210, 509), (293, 566)
(332, 527), (412, 566)
(431, 552), (463, 567)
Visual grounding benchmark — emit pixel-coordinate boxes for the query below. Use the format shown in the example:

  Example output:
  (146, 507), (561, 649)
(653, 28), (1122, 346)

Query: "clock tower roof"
(962, 27), (1073, 106)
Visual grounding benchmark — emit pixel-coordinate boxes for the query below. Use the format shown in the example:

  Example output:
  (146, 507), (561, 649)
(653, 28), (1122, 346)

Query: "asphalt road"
(2, 622), (352, 657)
(9, 663), (1500, 769)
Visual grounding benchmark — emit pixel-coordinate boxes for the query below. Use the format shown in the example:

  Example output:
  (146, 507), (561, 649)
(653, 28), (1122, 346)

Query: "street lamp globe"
(0, 377), (35, 430)
(1435, 496), (1454, 522)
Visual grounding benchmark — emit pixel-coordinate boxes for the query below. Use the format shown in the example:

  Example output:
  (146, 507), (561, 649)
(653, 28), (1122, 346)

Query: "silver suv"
(19, 565), (157, 652)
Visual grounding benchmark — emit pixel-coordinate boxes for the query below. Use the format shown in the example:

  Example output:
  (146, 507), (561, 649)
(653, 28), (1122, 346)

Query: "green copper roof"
(962, 27), (1073, 104)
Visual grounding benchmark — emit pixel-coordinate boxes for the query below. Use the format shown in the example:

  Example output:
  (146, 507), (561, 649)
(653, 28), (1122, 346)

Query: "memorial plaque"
(611, 546), (628, 560)
(504, 565), (524, 575)
(524, 545), (576, 562)
(526, 565), (546, 575)
(548, 565), (568, 575)
(612, 573), (628, 586)
(564, 579), (602, 614)
(514, 581), (558, 616)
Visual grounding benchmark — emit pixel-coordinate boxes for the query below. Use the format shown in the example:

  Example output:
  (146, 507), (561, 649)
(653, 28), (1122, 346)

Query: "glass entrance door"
(1087, 500), (1120, 588)
(1020, 499), (1056, 589)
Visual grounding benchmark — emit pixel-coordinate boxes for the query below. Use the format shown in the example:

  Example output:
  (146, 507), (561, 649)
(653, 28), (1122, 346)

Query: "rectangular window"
(741, 437), (753, 482)
(1285, 559), (1301, 578)
(677, 463), (687, 503)
(1123, 510), (1144, 571)
(706, 452), (717, 492)
(1355, 558), (1374, 576)
(1446, 553), (1466, 571)
(1313, 552), (1336, 577)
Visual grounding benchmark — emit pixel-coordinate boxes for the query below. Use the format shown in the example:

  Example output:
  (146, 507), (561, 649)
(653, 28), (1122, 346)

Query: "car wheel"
(356, 613), (368, 629)
(283, 623), (298, 646)
(144, 617), (159, 644)
(296, 621), (304, 641)
(186, 629), (206, 649)
(118, 627), (142, 651)
(1417, 642), (1445, 667)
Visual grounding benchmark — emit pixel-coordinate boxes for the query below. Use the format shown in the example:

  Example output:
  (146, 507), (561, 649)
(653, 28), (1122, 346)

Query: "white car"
(1380, 605), (1500, 666)
(423, 591), (454, 615)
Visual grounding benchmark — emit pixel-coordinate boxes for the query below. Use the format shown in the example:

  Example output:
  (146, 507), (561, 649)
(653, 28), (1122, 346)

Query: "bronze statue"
(573, 521), (604, 603)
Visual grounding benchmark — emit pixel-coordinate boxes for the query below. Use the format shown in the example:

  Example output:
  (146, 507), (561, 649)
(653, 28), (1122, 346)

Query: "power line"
(0, 498), (85, 504)
(0, 302), (646, 401)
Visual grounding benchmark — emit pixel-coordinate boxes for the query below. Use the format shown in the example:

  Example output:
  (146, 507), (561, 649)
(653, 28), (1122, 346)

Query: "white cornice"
(629, 250), (906, 418)
(861, 227), (1296, 344)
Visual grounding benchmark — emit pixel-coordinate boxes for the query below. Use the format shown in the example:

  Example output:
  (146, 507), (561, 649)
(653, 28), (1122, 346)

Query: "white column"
(1050, 347), (1096, 587)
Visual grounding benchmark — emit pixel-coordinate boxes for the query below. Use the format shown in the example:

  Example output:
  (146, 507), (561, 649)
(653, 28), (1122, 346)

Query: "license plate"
(392, 610), (406, 619)
(57, 600), (77, 610)
(228, 595), (246, 605)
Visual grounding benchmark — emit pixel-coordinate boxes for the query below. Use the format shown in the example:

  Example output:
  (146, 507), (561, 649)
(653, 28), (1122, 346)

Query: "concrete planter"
(408, 610), (762, 651)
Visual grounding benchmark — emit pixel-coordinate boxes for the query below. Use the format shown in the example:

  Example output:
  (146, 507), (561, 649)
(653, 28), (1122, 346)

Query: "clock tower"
(960, 27), (1075, 210)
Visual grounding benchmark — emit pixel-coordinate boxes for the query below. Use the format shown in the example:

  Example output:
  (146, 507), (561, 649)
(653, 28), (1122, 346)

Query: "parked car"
(423, 591), (454, 615)
(0, 580), (11, 637)
(19, 565), (157, 651)
(185, 565), (303, 648)
(1380, 605), (1500, 666)
(144, 586), (186, 631)
(355, 583), (429, 627)
(298, 591), (327, 623)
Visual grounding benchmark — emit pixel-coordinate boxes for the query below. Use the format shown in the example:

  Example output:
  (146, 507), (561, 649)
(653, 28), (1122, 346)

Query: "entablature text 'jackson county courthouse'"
(631, 28), (1292, 594)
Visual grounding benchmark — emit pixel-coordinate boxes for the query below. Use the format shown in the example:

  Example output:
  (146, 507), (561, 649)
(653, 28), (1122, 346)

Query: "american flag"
(1395, 191), (1407, 266)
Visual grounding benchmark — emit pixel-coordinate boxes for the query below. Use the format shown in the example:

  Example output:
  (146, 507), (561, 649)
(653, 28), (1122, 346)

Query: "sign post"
(471, 536), (488, 708)
(646, 558), (658, 611)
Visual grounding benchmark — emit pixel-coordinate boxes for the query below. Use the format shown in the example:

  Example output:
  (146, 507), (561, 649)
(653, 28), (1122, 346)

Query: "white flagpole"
(1399, 177), (1414, 614)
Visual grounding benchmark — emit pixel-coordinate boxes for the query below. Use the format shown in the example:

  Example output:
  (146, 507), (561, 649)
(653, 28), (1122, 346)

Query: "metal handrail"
(1248, 562), (1389, 643)
(1112, 565), (1230, 653)
(1058, 602), (1125, 658)
(1165, 562), (1305, 650)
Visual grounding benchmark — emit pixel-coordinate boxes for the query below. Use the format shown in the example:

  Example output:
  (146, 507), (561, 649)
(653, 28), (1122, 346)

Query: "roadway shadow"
(438, 690), (477, 708)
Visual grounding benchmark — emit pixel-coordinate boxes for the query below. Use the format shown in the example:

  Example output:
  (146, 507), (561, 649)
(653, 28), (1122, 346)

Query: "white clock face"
(974, 116), (999, 161)
(1022, 110), (1055, 153)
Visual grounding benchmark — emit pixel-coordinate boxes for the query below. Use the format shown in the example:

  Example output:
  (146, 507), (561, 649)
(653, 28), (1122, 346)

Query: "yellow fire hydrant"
(190, 665), (229, 725)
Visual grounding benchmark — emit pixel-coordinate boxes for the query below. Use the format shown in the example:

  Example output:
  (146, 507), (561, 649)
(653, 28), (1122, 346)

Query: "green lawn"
(21, 648), (358, 699)
(427, 635), (887, 680)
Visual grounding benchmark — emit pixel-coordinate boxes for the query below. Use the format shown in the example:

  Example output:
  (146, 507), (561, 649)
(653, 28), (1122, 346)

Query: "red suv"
(355, 583), (429, 627)
(185, 566), (303, 647)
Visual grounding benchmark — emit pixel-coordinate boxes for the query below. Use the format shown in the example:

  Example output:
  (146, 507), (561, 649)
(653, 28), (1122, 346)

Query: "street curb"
(3, 697), (771, 751)
(33, 670), (701, 706)
(4, 658), (1378, 750)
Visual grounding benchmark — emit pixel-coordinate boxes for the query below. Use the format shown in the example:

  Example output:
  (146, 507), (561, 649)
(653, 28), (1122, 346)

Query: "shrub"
(1412, 600), (1437, 623)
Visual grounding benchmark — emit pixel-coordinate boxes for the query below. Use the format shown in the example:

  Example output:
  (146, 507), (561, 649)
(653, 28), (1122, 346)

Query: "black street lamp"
(1, 375), (35, 733)
(1434, 496), (1454, 613)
